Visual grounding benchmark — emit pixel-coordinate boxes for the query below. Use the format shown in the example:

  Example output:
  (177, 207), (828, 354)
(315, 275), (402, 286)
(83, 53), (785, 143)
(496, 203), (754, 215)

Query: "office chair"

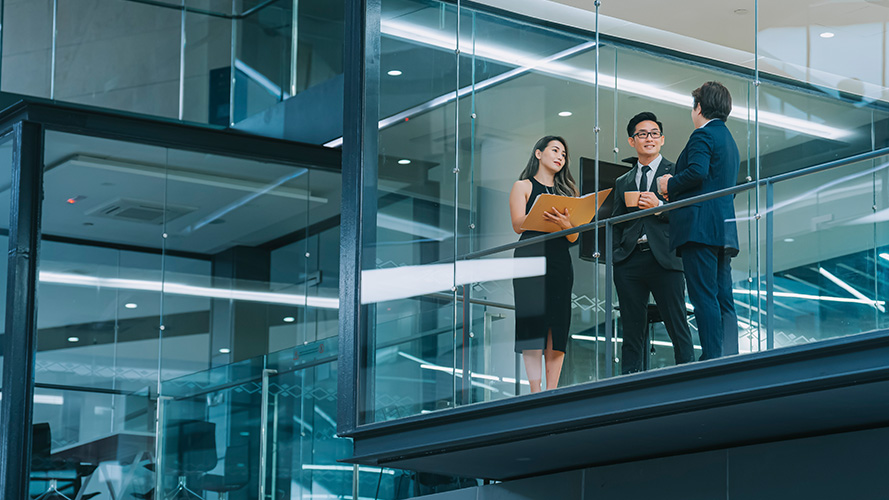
(199, 443), (250, 499)
(31, 423), (99, 500)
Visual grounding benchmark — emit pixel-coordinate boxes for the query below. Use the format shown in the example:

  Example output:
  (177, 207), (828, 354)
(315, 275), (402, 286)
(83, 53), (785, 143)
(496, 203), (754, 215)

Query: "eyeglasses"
(632, 130), (662, 139)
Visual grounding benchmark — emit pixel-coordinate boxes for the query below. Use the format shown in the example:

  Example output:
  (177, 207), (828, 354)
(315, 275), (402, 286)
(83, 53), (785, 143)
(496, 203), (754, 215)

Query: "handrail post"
(259, 368), (278, 499)
(766, 181), (775, 350)
(605, 220), (614, 379)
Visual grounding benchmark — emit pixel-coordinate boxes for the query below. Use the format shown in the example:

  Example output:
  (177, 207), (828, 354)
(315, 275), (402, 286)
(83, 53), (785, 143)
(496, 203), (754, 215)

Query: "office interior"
(0, 0), (888, 499)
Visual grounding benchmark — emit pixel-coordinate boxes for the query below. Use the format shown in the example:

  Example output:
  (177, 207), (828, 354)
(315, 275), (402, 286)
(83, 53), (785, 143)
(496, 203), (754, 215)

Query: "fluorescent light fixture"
(314, 406), (337, 428)
(323, 37), (597, 148)
(293, 416), (314, 432)
(397, 159), (411, 165)
(784, 238), (795, 243)
(818, 267), (884, 312)
(218, 348), (231, 354)
(283, 316), (296, 323)
(570, 334), (702, 350)
(376, 213), (453, 241)
(361, 257), (545, 304)
(387, 69), (403, 76)
(819, 32), (835, 39)
(39, 271), (339, 309)
(303, 465), (395, 475)
(124, 302), (138, 309)
(34, 394), (64, 406)
(732, 287), (885, 306)
(234, 59), (288, 98)
(67, 336), (80, 343)
(880, 253), (889, 262)
(399, 351), (525, 385)
(558, 111), (573, 117)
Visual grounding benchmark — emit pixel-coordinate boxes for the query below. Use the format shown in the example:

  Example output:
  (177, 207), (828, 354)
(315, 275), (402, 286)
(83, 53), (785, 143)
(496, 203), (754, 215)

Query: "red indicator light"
(67, 198), (77, 204)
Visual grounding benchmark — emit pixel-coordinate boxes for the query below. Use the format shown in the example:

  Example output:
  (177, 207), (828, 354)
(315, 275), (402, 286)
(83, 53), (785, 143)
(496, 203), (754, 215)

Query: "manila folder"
(520, 188), (612, 233)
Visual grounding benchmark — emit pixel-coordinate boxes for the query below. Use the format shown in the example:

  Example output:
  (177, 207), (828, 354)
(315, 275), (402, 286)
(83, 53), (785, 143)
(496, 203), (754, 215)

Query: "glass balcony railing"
(154, 337), (419, 500)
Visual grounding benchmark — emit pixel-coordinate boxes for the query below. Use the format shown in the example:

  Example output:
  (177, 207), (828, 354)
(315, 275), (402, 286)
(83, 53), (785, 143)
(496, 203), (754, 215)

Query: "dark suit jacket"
(666, 120), (740, 255)
(612, 156), (683, 272)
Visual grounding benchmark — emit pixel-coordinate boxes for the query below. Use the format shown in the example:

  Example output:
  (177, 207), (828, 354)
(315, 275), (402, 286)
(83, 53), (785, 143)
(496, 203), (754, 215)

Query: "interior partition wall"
(340, 0), (889, 433)
(0, 101), (345, 499)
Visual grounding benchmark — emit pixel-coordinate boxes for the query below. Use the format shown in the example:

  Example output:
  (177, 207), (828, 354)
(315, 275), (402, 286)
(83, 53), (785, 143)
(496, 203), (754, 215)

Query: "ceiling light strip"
(38, 271), (339, 309)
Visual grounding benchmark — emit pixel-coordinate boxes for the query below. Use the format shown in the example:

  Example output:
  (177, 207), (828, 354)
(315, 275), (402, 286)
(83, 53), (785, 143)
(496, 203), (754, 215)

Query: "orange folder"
(520, 188), (612, 233)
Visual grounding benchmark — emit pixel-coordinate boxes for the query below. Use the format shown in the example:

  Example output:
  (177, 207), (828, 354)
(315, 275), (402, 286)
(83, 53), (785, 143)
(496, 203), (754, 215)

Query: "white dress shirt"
(634, 154), (664, 244)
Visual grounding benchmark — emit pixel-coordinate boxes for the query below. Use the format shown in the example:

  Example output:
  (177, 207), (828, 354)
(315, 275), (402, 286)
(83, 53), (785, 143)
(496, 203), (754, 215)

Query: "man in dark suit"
(657, 81), (740, 361)
(612, 112), (695, 374)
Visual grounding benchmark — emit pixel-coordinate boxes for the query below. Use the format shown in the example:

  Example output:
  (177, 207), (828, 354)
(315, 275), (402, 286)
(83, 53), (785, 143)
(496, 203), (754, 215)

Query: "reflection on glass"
(770, 159), (885, 345)
(0, 136), (14, 388)
(31, 129), (339, 498)
(54, 0), (181, 118)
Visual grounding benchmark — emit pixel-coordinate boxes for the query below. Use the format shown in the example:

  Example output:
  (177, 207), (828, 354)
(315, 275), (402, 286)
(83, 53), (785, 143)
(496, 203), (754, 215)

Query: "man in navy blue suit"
(657, 81), (739, 361)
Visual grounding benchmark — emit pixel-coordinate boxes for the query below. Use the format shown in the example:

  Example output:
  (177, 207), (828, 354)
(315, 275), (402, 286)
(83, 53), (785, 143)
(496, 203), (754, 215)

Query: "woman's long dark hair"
(518, 135), (578, 197)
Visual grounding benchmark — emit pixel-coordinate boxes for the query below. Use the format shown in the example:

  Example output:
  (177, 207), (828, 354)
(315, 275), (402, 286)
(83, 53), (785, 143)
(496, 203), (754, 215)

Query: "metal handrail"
(462, 145), (889, 262)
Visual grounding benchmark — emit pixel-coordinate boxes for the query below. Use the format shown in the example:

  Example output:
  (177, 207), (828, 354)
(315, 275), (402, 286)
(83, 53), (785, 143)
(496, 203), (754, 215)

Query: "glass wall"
(0, 134), (13, 387)
(29, 127), (341, 499)
(351, 0), (889, 426)
(0, 0), (345, 144)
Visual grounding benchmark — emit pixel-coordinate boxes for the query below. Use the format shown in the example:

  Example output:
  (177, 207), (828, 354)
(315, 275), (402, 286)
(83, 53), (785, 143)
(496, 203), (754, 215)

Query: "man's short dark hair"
(626, 111), (664, 138)
(692, 81), (732, 121)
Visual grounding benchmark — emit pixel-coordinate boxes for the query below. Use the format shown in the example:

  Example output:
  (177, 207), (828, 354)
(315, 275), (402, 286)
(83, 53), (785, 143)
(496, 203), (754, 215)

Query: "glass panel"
(158, 356), (265, 500)
(770, 158), (884, 345)
(232, 0), (291, 124)
(183, 0), (234, 124)
(33, 131), (165, 499)
(363, 0), (459, 424)
(159, 146), (316, 376)
(265, 342), (354, 498)
(757, 82), (879, 174)
(0, 135), (14, 388)
(54, 0), (181, 118)
(230, 0), (345, 143)
(1, 0), (53, 98)
(758, 1), (889, 105)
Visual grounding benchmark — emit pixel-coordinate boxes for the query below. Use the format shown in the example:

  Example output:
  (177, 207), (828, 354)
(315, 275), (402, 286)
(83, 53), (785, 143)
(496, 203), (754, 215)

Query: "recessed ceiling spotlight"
(783, 238), (795, 243)
(397, 159), (411, 165)
(558, 111), (573, 117)
(219, 348), (231, 354)
(67, 337), (80, 343)
(124, 303), (138, 309)
(283, 316), (295, 323)
(820, 32), (835, 39)
(387, 70), (403, 76)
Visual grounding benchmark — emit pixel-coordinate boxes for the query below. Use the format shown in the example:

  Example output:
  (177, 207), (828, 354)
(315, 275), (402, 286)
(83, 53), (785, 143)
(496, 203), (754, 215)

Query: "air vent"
(86, 198), (196, 225)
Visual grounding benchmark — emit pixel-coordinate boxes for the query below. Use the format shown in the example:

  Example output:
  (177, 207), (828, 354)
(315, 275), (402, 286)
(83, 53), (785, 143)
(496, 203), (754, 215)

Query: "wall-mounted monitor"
(578, 157), (633, 262)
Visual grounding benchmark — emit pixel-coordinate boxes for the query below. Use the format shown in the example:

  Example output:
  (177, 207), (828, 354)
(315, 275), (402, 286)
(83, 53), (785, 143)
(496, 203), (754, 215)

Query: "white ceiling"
(476, 0), (889, 101)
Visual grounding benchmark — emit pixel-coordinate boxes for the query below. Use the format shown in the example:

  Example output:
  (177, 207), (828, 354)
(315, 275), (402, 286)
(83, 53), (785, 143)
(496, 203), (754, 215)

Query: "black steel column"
(338, 0), (380, 434)
(0, 121), (44, 500)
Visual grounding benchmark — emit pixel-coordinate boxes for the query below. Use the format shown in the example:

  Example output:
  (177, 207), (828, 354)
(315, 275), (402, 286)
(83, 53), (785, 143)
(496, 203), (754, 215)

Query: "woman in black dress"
(508, 136), (578, 393)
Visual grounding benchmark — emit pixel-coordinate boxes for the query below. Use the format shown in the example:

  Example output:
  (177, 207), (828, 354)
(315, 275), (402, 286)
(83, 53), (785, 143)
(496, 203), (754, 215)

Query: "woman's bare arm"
(509, 180), (532, 234)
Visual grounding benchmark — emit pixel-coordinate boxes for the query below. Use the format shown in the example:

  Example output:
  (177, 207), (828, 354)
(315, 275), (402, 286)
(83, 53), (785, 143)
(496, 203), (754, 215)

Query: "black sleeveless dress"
(513, 177), (574, 353)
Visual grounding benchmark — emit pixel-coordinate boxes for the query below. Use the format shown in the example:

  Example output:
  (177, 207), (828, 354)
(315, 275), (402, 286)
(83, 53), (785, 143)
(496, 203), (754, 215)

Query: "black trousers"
(614, 246), (696, 374)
